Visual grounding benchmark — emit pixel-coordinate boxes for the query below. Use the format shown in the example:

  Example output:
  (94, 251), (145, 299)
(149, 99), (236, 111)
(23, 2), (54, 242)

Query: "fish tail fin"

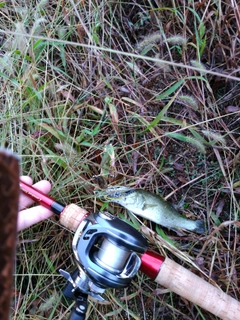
(195, 220), (206, 234)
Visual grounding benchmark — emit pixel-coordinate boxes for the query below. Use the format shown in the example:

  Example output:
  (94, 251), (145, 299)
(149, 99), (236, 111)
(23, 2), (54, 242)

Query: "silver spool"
(94, 238), (130, 273)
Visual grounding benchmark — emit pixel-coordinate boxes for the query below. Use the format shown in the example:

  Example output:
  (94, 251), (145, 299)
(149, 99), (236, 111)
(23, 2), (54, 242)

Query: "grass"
(1, 0), (240, 319)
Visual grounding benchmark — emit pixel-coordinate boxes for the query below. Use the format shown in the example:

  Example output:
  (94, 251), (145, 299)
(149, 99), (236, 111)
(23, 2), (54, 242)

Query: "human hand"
(18, 176), (53, 231)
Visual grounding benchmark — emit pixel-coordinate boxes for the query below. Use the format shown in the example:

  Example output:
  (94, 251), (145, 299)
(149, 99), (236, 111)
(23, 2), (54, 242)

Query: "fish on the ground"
(95, 186), (206, 234)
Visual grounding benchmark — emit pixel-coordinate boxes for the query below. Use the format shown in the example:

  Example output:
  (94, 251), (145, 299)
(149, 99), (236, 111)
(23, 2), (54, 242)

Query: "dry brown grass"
(0, 0), (239, 319)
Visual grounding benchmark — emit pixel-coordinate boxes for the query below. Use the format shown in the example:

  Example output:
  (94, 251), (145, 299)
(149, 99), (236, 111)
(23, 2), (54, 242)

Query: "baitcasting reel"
(60, 211), (148, 319)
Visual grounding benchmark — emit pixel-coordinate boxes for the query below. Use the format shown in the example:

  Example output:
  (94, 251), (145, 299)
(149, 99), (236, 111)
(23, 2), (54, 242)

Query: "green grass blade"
(165, 132), (206, 154)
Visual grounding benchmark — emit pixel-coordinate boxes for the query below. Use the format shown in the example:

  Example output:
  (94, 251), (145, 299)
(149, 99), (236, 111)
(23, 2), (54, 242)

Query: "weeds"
(0, 0), (239, 319)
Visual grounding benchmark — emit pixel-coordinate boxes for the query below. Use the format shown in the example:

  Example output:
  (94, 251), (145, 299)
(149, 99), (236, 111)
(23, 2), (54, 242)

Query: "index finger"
(17, 206), (53, 231)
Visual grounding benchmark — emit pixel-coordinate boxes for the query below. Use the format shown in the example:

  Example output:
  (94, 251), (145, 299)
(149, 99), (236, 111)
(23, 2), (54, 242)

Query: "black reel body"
(74, 211), (148, 289)
(60, 211), (148, 319)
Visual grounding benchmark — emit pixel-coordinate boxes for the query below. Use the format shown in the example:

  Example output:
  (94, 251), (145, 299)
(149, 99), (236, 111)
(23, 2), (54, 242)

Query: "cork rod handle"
(155, 257), (240, 320)
(59, 204), (89, 232)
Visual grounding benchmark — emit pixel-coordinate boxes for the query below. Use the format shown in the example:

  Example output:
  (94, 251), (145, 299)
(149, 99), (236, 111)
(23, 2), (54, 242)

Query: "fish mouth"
(94, 186), (134, 200)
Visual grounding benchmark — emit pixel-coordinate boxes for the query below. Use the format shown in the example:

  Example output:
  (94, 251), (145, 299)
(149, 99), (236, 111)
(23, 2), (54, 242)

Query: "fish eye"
(106, 187), (133, 199)
(114, 192), (121, 198)
(106, 191), (120, 198)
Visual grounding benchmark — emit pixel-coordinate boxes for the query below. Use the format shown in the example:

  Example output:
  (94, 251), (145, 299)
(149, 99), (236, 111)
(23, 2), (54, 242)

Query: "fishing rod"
(20, 180), (240, 320)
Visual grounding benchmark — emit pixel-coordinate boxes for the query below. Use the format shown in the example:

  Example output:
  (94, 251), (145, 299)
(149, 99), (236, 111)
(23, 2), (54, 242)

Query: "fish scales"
(95, 187), (205, 234)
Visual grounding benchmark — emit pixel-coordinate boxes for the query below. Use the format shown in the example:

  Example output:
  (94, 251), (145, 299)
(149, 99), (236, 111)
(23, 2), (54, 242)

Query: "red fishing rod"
(20, 180), (240, 320)
(20, 180), (89, 231)
(20, 180), (65, 214)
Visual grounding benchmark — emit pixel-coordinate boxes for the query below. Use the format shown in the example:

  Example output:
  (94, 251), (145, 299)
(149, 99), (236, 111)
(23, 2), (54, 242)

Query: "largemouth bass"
(95, 186), (206, 234)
